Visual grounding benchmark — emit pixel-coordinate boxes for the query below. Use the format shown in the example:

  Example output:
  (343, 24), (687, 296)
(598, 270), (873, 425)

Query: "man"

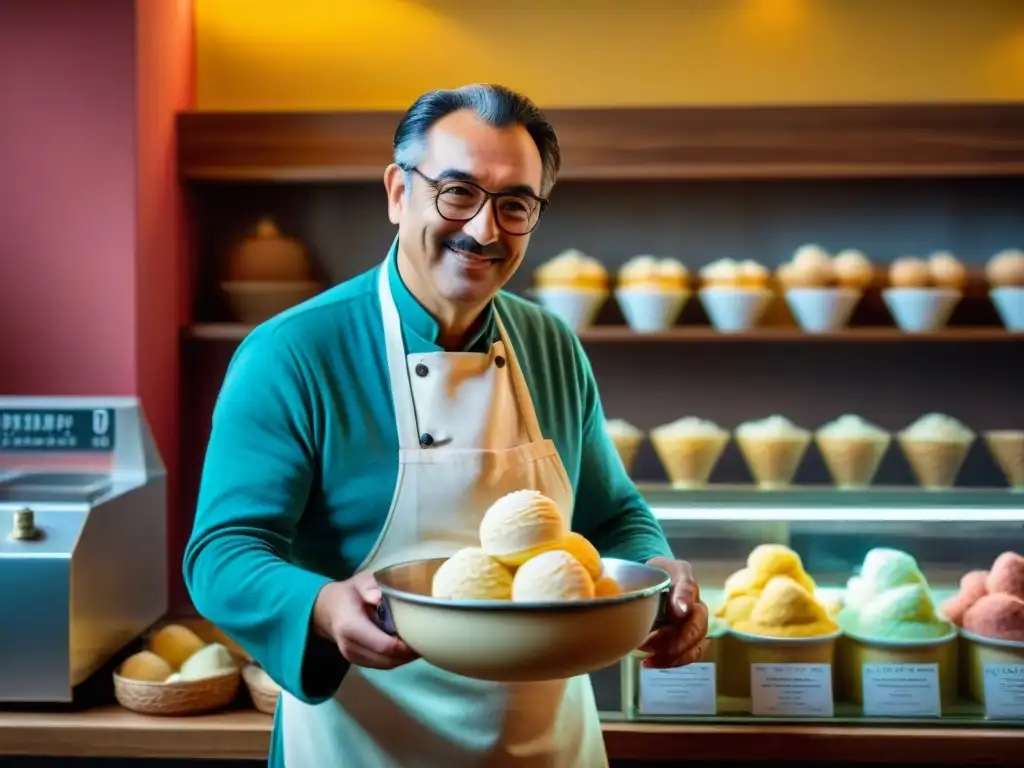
(184, 83), (708, 768)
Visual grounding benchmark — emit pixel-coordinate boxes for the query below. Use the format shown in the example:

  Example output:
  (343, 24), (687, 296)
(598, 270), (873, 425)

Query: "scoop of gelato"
(733, 576), (838, 638)
(986, 551), (1024, 597)
(843, 548), (926, 612)
(432, 547), (514, 600)
(851, 583), (954, 640)
(512, 550), (595, 602)
(963, 593), (1024, 643)
(479, 490), (567, 566)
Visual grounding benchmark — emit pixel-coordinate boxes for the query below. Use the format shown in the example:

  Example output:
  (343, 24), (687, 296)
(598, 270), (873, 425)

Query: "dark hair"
(393, 84), (561, 196)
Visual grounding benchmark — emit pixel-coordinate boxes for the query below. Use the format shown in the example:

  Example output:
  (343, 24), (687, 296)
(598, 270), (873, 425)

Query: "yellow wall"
(195, 0), (1024, 110)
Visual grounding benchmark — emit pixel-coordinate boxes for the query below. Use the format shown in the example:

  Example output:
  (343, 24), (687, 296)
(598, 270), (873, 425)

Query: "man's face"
(385, 109), (544, 311)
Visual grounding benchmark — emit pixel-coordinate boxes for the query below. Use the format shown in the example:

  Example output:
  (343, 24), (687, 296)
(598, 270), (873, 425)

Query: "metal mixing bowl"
(373, 557), (671, 682)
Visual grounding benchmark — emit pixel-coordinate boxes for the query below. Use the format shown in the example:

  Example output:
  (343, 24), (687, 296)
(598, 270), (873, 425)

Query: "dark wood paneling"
(178, 104), (1024, 181)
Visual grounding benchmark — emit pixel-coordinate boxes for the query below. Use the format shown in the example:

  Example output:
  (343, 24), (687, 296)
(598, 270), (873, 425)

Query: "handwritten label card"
(983, 664), (1024, 719)
(862, 663), (941, 717)
(751, 664), (834, 717)
(639, 662), (717, 716)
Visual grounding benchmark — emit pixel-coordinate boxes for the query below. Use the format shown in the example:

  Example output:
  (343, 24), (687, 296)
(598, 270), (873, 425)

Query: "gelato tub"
(984, 430), (1024, 492)
(941, 551), (1024, 702)
(605, 418), (645, 476)
(650, 416), (730, 489)
(735, 415), (811, 489)
(897, 413), (976, 490)
(815, 414), (891, 490)
(835, 548), (957, 703)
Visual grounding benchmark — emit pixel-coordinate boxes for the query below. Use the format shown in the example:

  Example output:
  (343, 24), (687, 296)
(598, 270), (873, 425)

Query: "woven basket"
(113, 669), (241, 716)
(242, 663), (281, 715)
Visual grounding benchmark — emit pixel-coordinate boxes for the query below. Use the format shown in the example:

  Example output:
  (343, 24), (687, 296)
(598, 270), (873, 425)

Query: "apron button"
(419, 433), (434, 447)
(414, 363), (429, 377)
(495, 356), (506, 368)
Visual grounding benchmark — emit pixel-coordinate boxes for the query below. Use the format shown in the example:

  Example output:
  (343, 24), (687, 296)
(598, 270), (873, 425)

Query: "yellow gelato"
(512, 550), (596, 602)
(618, 255), (689, 291)
(479, 489), (568, 566)
(594, 575), (623, 598)
(534, 249), (609, 291)
(733, 576), (839, 638)
(717, 544), (817, 623)
(432, 547), (514, 600)
(561, 531), (603, 580)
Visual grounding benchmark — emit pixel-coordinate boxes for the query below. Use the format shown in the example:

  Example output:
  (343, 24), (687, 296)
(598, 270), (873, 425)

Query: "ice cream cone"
(816, 434), (891, 489)
(615, 287), (689, 333)
(736, 433), (811, 489)
(984, 431), (1024, 491)
(651, 432), (729, 489)
(897, 436), (971, 490)
(534, 287), (607, 332)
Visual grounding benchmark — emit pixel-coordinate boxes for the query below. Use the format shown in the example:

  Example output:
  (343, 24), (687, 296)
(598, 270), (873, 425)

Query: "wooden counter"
(1, 706), (1021, 763)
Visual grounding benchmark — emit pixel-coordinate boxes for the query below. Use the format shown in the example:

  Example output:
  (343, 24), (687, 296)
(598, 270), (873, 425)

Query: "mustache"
(443, 235), (507, 260)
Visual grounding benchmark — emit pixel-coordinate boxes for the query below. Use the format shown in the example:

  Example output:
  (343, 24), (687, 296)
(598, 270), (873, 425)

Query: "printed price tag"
(983, 663), (1024, 719)
(639, 662), (717, 716)
(862, 663), (941, 717)
(751, 663), (833, 717)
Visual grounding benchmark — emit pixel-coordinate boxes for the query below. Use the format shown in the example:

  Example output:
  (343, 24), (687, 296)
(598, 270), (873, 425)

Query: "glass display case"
(589, 486), (1024, 725)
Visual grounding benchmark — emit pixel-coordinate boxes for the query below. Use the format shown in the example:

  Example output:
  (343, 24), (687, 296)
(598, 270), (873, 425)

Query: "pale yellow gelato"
(432, 547), (514, 600)
(733, 576), (839, 638)
(512, 550), (596, 602)
(479, 489), (568, 566)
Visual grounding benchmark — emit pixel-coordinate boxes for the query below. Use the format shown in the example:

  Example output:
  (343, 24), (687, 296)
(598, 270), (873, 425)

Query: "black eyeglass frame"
(401, 165), (549, 235)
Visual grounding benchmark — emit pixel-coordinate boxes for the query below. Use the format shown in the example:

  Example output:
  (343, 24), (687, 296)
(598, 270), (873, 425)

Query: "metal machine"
(0, 396), (167, 702)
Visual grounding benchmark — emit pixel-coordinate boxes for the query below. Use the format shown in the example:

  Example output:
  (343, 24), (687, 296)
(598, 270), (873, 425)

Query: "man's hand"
(639, 557), (709, 668)
(312, 572), (419, 669)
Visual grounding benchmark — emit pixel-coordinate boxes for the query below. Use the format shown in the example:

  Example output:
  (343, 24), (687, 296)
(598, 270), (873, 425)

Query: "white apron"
(279, 261), (608, 768)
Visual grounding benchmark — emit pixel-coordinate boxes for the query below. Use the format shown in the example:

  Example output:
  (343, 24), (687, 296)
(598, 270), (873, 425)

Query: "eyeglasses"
(404, 166), (548, 236)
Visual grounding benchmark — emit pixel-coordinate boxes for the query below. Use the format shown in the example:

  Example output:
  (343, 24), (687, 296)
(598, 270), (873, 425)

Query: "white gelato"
(651, 416), (728, 439)
(901, 413), (975, 444)
(817, 414), (889, 440)
(512, 550), (596, 602)
(736, 414), (809, 440)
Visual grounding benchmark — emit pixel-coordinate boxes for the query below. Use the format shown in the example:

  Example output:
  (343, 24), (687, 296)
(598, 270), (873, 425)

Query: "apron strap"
(493, 309), (544, 445)
(378, 261), (422, 450)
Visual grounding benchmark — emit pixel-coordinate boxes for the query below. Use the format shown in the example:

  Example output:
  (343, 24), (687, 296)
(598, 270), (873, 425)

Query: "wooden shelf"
(177, 103), (1024, 182)
(184, 323), (1019, 344)
(1, 706), (1021, 763)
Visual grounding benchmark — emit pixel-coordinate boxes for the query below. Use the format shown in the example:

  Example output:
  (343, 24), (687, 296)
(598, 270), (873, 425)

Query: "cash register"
(0, 396), (167, 702)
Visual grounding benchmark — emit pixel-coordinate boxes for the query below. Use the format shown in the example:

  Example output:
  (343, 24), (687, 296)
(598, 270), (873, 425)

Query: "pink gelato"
(944, 551), (1024, 642)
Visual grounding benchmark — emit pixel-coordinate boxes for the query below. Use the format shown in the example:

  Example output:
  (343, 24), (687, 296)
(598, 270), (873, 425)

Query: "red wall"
(0, 0), (194, 606)
(136, 0), (195, 607)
